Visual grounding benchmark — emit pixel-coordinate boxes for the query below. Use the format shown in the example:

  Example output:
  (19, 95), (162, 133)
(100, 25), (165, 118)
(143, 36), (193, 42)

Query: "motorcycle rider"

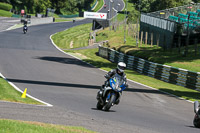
(97, 62), (128, 104)
(23, 20), (28, 33)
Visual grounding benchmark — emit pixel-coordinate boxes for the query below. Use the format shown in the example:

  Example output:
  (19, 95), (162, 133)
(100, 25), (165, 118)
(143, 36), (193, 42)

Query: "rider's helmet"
(117, 62), (126, 73)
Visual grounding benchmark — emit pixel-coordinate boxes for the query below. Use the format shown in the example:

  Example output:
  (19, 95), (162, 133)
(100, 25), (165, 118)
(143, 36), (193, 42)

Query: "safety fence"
(98, 45), (200, 91)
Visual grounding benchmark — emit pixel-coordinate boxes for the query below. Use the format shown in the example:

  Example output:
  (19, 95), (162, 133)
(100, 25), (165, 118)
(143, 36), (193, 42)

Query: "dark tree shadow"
(34, 56), (94, 68)
(7, 78), (101, 90)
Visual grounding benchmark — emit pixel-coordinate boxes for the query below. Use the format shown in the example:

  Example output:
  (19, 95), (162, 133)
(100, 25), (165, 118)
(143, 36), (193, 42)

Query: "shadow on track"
(34, 56), (94, 68)
(7, 78), (175, 97)
(7, 78), (101, 89)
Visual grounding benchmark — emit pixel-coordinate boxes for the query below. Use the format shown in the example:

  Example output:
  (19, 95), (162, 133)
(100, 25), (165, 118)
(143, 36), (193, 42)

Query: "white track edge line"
(0, 73), (53, 107)
(50, 33), (194, 104)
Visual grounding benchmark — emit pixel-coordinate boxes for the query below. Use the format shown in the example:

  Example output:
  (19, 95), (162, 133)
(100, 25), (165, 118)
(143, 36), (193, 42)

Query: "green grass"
(0, 9), (12, 17)
(52, 23), (92, 49)
(51, 23), (200, 102)
(96, 26), (200, 72)
(55, 18), (74, 22)
(54, 17), (84, 22)
(0, 119), (95, 133)
(91, 0), (97, 7)
(116, 0), (136, 22)
(93, 0), (104, 12)
(0, 77), (42, 105)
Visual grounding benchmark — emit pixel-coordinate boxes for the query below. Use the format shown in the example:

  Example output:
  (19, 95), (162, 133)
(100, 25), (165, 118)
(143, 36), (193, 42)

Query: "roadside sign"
(84, 11), (107, 19)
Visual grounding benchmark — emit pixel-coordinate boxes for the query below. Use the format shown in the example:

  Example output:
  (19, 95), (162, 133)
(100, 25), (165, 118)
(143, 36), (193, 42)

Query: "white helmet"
(117, 62), (126, 72)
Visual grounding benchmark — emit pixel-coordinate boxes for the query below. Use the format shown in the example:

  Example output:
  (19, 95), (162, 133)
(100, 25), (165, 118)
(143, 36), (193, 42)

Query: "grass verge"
(96, 26), (200, 72)
(55, 17), (84, 22)
(0, 9), (12, 17)
(0, 119), (95, 133)
(52, 24), (200, 102)
(0, 76), (42, 105)
(52, 23), (92, 49)
(93, 0), (104, 12)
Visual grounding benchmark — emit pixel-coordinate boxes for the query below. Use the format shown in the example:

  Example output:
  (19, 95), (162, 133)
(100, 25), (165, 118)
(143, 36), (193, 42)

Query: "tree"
(35, 0), (51, 14)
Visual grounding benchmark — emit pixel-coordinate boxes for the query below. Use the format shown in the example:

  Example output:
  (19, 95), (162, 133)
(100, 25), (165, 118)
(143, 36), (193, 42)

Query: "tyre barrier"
(98, 45), (200, 91)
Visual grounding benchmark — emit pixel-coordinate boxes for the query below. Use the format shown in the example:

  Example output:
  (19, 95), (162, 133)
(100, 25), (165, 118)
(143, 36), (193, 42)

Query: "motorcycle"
(96, 74), (126, 111)
(23, 25), (28, 34)
(194, 101), (200, 128)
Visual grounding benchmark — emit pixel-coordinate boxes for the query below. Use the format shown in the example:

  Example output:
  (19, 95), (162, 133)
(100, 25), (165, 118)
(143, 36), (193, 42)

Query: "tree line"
(0, 0), (95, 15)
(130, 0), (200, 13)
(0, 0), (200, 16)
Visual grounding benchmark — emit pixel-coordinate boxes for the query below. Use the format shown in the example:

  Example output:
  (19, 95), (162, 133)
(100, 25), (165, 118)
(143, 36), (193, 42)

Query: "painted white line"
(50, 31), (194, 104)
(50, 33), (94, 68)
(0, 73), (53, 107)
(6, 24), (18, 31)
(92, 1), (99, 10)
(121, 0), (125, 11)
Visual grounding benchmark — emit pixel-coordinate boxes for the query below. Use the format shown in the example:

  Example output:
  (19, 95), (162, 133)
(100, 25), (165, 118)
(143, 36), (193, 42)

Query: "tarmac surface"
(0, 1), (199, 133)
(0, 17), (20, 31)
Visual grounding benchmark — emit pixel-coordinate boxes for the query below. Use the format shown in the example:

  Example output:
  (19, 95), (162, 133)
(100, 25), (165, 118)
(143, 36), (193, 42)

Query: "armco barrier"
(30, 17), (53, 25)
(98, 45), (200, 91)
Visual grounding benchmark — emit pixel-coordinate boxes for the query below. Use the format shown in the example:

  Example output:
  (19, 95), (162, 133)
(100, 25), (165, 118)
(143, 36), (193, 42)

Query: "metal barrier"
(98, 45), (200, 91)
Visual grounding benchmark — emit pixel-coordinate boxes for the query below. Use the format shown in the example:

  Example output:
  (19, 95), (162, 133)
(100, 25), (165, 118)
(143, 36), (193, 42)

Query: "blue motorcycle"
(96, 75), (126, 111)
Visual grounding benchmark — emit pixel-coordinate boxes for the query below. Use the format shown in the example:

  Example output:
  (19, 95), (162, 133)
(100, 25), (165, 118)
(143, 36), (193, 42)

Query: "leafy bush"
(0, 2), (12, 11)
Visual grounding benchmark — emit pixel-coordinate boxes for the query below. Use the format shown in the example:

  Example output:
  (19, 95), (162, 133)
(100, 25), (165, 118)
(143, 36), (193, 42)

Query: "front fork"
(106, 91), (121, 104)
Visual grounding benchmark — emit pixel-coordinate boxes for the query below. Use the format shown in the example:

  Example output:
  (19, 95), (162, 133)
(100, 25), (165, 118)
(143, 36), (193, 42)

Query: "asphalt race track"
(0, 1), (200, 133)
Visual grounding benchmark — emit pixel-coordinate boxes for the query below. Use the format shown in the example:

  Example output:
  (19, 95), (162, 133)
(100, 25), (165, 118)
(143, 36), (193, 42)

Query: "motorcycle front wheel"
(96, 101), (103, 110)
(103, 93), (116, 111)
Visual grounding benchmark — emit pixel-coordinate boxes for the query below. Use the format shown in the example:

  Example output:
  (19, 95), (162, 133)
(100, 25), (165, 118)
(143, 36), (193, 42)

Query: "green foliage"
(0, 0), (97, 15)
(150, 0), (192, 12)
(127, 7), (139, 23)
(60, 0), (79, 15)
(0, 2), (12, 11)
(130, 0), (193, 13)
(35, 0), (51, 14)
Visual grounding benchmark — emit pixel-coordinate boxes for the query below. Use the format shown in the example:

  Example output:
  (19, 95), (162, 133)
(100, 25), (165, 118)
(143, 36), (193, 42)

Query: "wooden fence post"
(140, 31), (143, 46)
(156, 33), (160, 47)
(145, 32), (148, 46)
(151, 33), (153, 47)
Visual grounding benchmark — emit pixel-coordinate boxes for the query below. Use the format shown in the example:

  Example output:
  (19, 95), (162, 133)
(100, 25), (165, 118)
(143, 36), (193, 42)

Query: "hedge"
(0, 2), (12, 11)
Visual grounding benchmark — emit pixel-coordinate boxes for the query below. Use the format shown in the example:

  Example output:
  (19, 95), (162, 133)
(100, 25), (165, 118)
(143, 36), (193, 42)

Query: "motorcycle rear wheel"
(193, 118), (200, 128)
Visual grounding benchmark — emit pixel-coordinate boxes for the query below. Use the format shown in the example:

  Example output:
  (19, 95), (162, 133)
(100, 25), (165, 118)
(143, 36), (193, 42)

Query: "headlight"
(116, 86), (121, 91)
(112, 83), (115, 89)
